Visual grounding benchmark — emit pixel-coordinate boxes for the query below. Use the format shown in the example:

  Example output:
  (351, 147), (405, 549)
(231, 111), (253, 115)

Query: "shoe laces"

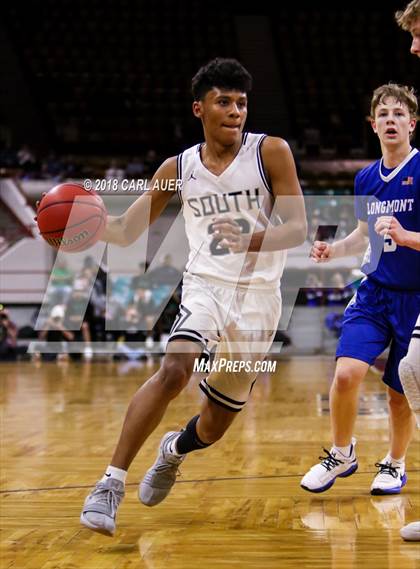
(155, 453), (183, 480)
(319, 448), (344, 471)
(162, 435), (185, 465)
(374, 462), (399, 479)
(92, 482), (123, 514)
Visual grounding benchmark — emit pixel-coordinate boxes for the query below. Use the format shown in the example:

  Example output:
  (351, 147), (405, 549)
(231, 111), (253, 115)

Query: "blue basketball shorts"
(336, 278), (420, 393)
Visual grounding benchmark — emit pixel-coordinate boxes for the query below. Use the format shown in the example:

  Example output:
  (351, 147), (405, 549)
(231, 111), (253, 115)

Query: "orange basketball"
(37, 183), (107, 252)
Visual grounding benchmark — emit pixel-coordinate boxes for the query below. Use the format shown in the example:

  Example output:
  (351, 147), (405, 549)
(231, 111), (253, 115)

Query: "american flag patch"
(402, 176), (413, 185)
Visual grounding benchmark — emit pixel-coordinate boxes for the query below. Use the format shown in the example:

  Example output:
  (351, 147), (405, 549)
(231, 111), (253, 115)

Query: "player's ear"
(370, 117), (378, 134)
(408, 118), (417, 134)
(192, 100), (203, 118)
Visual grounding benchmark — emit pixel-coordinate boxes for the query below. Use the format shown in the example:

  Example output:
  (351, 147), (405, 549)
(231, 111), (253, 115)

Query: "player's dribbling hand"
(212, 216), (249, 253)
(310, 240), (333, 262)
(33, 192), (46, 221)
(374, 216), (408, 246)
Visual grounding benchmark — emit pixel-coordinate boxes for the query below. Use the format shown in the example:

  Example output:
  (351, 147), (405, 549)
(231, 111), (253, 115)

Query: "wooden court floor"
(1, 357), (419, 569)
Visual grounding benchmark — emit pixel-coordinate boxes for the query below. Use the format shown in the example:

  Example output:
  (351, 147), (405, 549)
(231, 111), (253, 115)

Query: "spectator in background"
(126, 156), (145, 178)
(304, 272), (324, 306)
(147, 254), (181, 288)
(336, 211), (351, 240)
(105, 279), (124, 341)
(49, 257), (74, 304)
(134, 285), (157, 347)
(325, 272), (354, 306)
(117, 305), (147, 361)
(0, 143), (18, 169)
(143, 149), (159, 178)
(78, 257), (107, 341)
(131, 262), (150, 291)
(37, 304), (74, 362)
(41, 152), (65, 181)
(17, 144), (38, 178)
(82, 255), (107, 294)
(62, 155), (79, 179)
(0, 307), (18, 361)
(105, 159), (125, 182)
(147, 255), (182, 317)
(64, 277), (94, 360)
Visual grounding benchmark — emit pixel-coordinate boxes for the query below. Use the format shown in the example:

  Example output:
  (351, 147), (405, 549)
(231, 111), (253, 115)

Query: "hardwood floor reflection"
(1, 358), (419, 568)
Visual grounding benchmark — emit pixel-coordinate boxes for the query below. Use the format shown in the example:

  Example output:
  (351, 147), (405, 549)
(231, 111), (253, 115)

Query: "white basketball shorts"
(168, 273), (281, 411)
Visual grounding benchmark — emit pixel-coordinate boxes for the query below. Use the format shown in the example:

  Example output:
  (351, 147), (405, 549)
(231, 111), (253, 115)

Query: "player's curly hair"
(370, 83), (418, 119)
(191, 58), (252, 101)
(395, 0), (419, 31)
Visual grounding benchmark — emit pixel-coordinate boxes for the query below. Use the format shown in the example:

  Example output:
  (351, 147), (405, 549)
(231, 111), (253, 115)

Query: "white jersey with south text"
(177, 132), (287, 289)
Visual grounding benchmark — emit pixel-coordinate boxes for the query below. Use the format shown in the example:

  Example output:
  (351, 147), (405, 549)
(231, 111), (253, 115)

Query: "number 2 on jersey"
(208, 218), (250, 255)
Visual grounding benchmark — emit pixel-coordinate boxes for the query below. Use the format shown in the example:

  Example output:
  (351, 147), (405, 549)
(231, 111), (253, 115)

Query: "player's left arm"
(214, 137), (307, 253)
(257, 136), (307, 249)
(375, 215), (420, 251)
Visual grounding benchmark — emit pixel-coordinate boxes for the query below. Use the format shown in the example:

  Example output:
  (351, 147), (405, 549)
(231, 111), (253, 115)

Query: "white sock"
(384, 453), (405, 465)
(333, 444), (352, 458)
(101, 465), (127, 484)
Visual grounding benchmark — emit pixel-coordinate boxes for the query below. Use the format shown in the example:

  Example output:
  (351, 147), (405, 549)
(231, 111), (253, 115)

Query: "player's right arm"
(103, 157), (177, 246)
(310, 221), (369, 263)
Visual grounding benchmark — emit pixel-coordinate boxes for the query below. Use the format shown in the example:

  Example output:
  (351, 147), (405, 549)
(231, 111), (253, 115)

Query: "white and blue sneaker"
(301, 438), (358, 493)
(400, 521), (420, 541)
(370, 458), (407, 495)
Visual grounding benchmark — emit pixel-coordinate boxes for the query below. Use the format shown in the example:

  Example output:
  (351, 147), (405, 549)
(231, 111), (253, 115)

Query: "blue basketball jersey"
(354, 148), (420, 291)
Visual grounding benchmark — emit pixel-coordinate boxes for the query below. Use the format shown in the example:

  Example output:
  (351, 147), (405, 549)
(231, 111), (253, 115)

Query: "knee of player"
(333, 368), (361, 392)
(157, 357), (192, 395)
(387, 387), (410, 409)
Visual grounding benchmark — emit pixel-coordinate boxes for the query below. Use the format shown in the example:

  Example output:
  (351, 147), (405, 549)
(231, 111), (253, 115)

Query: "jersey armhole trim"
(176, 152), (184, 206)
(256, 135), (273, 194)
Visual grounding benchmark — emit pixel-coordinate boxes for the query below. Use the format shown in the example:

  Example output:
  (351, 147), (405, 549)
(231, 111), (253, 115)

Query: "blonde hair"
(395, 0), (420, 31)
(370, 83), (418, 119)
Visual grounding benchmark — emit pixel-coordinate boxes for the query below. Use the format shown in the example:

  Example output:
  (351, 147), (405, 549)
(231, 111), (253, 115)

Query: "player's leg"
(371, 303), (419, 496)
(139, 320), (279, 506)
(139, 284), (280, 507)
(399, 314), (420, 427)
(369, 386), (415, 496)
(388, 387), (416, 461)
(196, 396), (238, 443)
(139, 351), (252, 507)
(300, 357), (367, 493)
(399, 315), (420, 540)
(330, 357), (370, 446)
(80, 340), (200, 536)
(301, 280), (389, 493)
(139, 391), (240, 506)
(111, 340), (201, 470)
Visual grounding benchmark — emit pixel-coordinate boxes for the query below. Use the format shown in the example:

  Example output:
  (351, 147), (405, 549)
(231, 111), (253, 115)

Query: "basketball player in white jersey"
(80, 58), (307, 536)
(395, 0), (420, 542)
